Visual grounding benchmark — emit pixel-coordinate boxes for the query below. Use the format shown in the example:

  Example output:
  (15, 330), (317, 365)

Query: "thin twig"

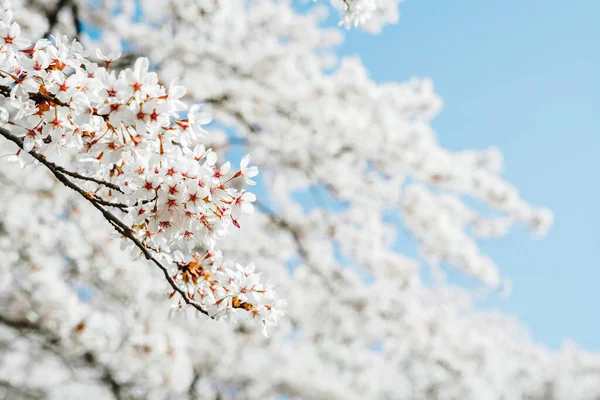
(54, 167), (124, 193)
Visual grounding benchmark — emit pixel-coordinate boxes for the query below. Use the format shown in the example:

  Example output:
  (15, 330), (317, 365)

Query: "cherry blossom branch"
(51, 168), (124, 193)
(0, 84), (102, 118)
(0, 8), (284, 334)
(87, 194), (129, 210)
(0, 126), (211, 317)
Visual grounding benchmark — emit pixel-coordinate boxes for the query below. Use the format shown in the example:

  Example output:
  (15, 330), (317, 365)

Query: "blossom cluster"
(0, 1), (284, 334)
(329, 0), (402, 32)
(335, 0), (377, 28)
(171, 251), (286, 336)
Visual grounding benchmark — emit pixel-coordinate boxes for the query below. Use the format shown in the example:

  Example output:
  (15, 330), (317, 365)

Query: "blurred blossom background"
(0, 0), (599, 399)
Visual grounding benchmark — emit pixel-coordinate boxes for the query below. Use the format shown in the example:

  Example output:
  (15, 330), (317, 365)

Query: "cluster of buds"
(0, 1), (284, 335)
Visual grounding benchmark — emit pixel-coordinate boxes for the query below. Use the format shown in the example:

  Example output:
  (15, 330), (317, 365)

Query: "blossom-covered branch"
(0, 1), (285, 335)
(1, 125), (213, 316)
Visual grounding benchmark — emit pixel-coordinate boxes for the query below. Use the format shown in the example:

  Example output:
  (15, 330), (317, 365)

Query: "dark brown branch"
(0, 314), (44, 333)
(0, 84), (9, 98)
(0, 84), (107, 120)
(187, 369), (201, 399)
(0, 127), (211, 317)
(89, 195), (129, 211)
(28, 89), (71, 108)
(55, 167), (124, 193)
(101, 368), (124, 400)
(1, 84), (127, 196)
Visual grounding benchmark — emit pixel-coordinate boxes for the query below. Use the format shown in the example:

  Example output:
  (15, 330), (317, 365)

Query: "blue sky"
(331, 0), (600, 350)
